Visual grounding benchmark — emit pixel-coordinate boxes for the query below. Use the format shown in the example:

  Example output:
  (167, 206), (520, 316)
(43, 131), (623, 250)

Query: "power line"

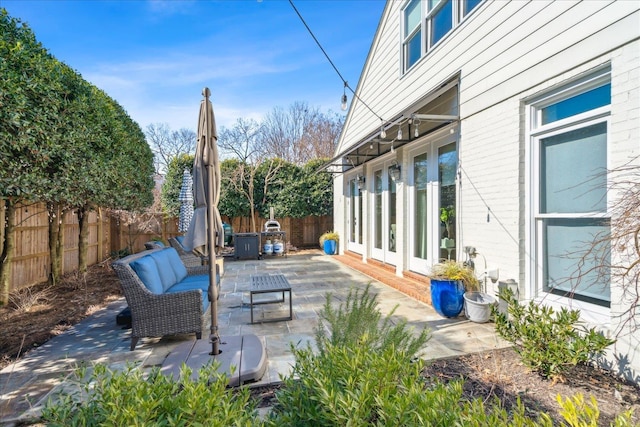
(288, 0), (384, 122)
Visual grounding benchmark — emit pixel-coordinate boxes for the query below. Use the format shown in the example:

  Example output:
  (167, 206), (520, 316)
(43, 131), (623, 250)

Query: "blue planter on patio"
(323, 239), (337, 255)
(430, 279), (465, 318)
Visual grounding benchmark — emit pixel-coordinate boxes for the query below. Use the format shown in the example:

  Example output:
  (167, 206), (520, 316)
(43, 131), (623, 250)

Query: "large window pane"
(431, 0), (453, 46)
(414, 153), (428, 259)
(374, 170), (383, 249)
(542, 84), (610, 125)
(349, 180), (356, 243)
(439, 144), (457, 260)
(388, 170), (397, 253)
(540, 123), (607, 214)
(406, 32), (421, 69)
(544, 218), (610, 306)
(405, 0), (421, 36)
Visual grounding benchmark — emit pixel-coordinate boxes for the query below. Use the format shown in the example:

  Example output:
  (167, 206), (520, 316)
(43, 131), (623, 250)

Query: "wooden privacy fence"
(3, 202), (333, 295)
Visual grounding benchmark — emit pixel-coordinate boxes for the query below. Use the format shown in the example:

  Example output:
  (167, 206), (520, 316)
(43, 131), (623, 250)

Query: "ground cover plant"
(1, 256), (638, 424)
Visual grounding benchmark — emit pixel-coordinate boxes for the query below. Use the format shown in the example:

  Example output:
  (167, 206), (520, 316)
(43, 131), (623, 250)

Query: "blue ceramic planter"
(323, 239), (337, 255)
(430, 279), (465, 318)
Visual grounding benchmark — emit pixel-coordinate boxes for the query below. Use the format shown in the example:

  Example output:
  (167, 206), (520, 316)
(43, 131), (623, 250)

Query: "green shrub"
(314, 284), (431, 356)
(267, 284), (555, 426)
(557, 393), (635, 427)
(494, 288), (615, 380)
(41, 362), (258, 426)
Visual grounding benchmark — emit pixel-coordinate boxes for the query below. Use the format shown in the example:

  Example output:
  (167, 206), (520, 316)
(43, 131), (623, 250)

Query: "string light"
(289, 0), (385, 123)
(414, 119), (420, 137)
(380, 120), (386, 139)
(397, 127), (403, 140)
(341, 82), (348, 111)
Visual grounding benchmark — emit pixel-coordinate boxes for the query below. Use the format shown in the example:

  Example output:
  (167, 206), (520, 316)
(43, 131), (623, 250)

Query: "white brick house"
(327, 0), (639, 382)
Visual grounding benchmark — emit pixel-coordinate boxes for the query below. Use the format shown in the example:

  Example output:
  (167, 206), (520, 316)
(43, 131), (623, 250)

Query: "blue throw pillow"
(165, 247), (188, 283)
(130, 256), (164, 294)
(150, 250), (178, 292)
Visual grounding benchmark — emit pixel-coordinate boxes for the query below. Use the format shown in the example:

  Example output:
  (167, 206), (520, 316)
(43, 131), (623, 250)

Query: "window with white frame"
(401, 0), (483, 73)
(529, 68), (612, 307)
(403, 0), (422, 71)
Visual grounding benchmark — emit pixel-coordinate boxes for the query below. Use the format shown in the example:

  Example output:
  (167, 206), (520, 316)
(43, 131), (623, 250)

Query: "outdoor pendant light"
(341, 82), (348, 111)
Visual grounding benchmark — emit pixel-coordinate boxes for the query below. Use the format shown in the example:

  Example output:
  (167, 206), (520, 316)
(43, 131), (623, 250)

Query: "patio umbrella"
(178, 169), (194, 233)
(183, 87), (224, 355)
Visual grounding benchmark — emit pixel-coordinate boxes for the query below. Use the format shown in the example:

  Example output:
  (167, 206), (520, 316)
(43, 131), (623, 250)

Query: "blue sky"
(2, 0), (385, 132)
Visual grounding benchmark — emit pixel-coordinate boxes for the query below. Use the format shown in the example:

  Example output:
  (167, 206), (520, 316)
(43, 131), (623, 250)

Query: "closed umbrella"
(178, 169), (194, 233)
(183, 87), (224, 355)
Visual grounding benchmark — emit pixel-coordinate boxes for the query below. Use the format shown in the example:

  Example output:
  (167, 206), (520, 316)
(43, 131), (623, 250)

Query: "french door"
(347, 177), (364, 253)
(370, 162), (398, 265)
(408, 141), (457, 274)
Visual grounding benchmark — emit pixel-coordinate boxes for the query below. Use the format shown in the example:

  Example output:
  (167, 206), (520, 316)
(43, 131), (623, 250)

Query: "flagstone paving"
(0, 250), (508, 425)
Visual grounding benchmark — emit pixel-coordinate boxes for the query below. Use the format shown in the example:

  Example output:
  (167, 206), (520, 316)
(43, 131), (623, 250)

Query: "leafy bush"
(494, 288), (615, 380)
(314, 284), (430, 356)
(266, 285), (560, 426)
(557, 393), (635, 427)
(41, 362), (257, 426)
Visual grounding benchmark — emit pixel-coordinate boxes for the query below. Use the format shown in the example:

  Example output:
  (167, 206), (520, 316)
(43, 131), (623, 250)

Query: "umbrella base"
(161, 334), (268, 387)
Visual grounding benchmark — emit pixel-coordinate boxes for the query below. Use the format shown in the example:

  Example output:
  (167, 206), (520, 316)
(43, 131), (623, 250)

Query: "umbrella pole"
(207, 163), (220, 355)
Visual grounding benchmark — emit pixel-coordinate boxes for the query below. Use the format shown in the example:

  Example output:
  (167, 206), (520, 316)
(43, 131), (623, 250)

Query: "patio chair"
(144, 240), (165, 250)
(168, 236), (205, 267)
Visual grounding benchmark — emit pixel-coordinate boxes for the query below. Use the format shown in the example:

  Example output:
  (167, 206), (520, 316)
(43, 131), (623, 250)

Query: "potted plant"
(440, 206), (455, 250)
(319, 231), (339, 255)
(428, 260), (479, 318)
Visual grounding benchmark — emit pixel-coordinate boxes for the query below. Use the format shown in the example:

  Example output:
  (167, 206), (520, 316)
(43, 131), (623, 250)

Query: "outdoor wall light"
(389, 163), (401, 182)
(356, 175), (366, 189)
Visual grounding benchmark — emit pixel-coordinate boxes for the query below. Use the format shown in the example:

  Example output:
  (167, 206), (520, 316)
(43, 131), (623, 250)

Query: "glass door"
(408, 141), (457, 274)
(370, 163), (398, 265)
(347, 177), (364, 253)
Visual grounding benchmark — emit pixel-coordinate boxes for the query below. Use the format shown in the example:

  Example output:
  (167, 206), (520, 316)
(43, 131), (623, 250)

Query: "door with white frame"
(408, 135), (457, 274)
(370, 161), (398, 265)
(346, 175), (364, 254)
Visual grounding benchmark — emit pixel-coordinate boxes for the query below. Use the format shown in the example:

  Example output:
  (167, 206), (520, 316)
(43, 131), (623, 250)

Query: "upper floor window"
(403, 0), (422, 71)
(402, 0), (483, 73)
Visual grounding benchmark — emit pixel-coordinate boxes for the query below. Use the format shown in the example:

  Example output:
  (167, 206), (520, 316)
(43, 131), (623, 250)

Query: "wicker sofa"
(112, 247), (219, 350)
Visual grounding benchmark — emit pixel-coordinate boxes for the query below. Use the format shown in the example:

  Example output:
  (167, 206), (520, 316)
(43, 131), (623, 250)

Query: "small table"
(250, 274), (293, 324)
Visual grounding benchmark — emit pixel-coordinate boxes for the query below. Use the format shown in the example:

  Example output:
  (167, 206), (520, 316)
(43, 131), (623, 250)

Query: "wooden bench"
(250, 274), (293, 324)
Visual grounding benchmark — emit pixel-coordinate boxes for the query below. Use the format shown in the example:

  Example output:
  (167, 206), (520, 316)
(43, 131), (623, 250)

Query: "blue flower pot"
(430, 279), (465, 318)
(323, 239), (337, 255)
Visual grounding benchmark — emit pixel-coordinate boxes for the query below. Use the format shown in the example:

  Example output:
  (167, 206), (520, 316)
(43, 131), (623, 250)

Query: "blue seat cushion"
(169, 275), (210, 293)
(165, 284), (210, 312)
(130, 256), (164, 294)
(149, 250), (178, 292)
(164, 248), (188, 283)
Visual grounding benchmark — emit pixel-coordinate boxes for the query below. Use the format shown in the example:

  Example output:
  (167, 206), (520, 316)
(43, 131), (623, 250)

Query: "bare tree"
(556, 158), (640, 377)
(260, 101), (342, 164)
(218, 118), (283, 232)
(145, 123), (196, 174)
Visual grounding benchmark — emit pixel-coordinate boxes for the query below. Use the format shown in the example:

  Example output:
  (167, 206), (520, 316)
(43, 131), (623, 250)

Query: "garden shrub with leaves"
(266, 285), (561, 426)
(41, 362), (257, 426)
(493, 288), (615, 380)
